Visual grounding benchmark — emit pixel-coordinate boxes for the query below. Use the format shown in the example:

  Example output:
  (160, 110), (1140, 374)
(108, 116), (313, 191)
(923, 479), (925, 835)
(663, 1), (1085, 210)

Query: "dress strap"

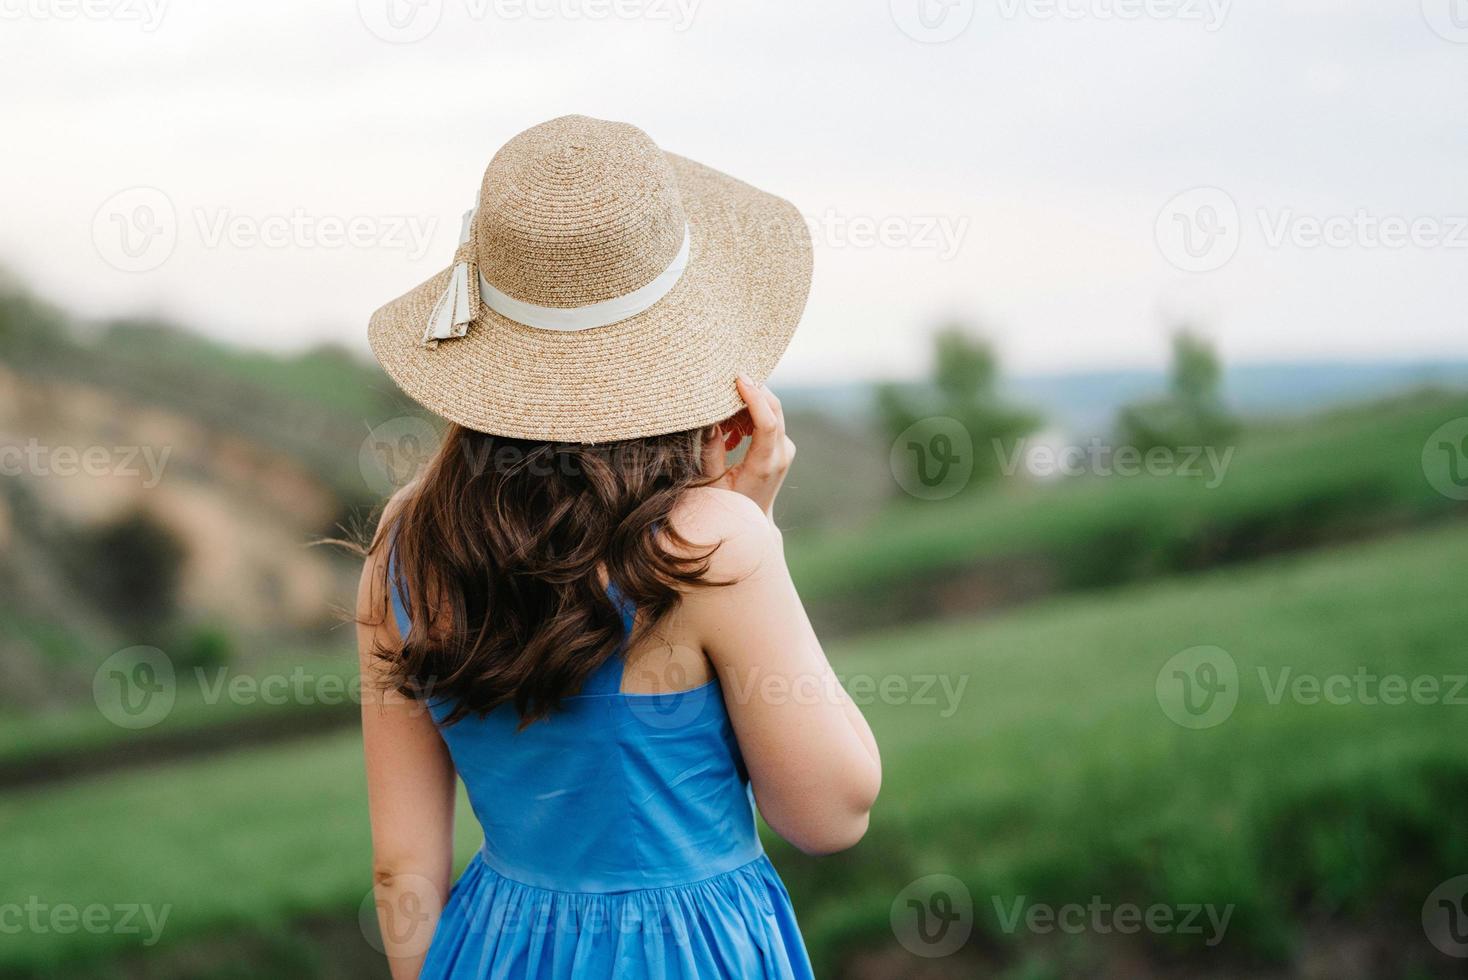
(579, 582), (634, 695)
(386, 546), (413, 639)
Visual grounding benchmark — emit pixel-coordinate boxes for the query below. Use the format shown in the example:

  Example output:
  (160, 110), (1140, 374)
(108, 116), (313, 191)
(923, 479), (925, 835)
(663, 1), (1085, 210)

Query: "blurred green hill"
(4, 278), (1467, 727)
(794, 388), (1468, 634)
(787, 359), (1468, 435)
(1, 286), (410, 710)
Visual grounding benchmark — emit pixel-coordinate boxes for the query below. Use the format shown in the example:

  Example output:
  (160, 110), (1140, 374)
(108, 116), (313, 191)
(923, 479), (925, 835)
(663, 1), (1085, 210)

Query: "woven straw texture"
(369, 115), (813, 444)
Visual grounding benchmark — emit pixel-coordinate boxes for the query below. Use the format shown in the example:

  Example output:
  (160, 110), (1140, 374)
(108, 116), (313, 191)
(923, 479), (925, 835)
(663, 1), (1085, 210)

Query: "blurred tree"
(174, 622), (234, 672)
(879, 323), (1040, 490)
(62, 510), (186, 637)
(0, 279), (76, 368)
(933, 326), (998, 403)
(1116, 328), (1237, 452)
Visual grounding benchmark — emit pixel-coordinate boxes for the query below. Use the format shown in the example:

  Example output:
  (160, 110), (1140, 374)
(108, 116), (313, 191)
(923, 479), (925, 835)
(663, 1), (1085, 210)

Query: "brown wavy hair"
(367, 423), (719, 727)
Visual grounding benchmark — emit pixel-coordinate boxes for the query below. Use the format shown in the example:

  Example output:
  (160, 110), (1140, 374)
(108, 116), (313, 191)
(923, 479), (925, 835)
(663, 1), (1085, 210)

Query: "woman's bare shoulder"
(667, 486), (781, 584)
(358, 482), (420, 614)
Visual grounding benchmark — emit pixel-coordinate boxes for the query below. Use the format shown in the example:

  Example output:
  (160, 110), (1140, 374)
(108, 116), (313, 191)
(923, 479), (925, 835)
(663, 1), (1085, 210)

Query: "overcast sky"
(1, 0), (1463, 383)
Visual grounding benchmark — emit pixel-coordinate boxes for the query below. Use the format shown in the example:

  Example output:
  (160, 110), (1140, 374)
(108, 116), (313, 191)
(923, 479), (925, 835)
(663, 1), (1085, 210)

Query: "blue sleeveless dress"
(388, 579), (815, 979)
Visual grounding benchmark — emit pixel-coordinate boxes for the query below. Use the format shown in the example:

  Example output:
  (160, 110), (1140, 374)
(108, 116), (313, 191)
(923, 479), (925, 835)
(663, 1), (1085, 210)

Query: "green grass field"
(0, 648), (358, 779)
(11, 389), (1464, 769)
(5, 521), (1466, 977)
(790, 390), (1468, 616)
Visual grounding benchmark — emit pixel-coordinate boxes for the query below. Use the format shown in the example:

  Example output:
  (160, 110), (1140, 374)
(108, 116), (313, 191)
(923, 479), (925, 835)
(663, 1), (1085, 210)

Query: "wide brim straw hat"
(368, 115), (812, 444)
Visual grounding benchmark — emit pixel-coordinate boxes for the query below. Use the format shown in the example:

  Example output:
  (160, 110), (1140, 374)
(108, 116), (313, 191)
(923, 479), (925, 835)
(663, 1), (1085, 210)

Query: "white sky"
(1, 0), (1463, 384)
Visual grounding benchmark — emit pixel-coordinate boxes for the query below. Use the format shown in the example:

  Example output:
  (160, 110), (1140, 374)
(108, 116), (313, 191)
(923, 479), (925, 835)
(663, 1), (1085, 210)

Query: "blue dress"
(388, 579), (815, 979)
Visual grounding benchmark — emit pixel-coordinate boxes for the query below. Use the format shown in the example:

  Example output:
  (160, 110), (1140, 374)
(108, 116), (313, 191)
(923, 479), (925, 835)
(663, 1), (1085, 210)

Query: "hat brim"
(368, 154), (812, 444)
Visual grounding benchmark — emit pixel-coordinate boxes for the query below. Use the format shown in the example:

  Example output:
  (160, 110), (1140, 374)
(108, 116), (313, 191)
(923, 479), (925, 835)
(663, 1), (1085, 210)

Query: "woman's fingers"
(735, 375), (795, 486)
(722, 408), (752, 451)
(737, 375), (780, 437)
(722, 375), (794, 517)
(738, 378), (780, 476)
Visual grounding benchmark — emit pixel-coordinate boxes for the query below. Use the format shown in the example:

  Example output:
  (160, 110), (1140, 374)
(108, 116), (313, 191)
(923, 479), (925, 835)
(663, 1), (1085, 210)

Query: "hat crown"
(473, 116), (687, 310)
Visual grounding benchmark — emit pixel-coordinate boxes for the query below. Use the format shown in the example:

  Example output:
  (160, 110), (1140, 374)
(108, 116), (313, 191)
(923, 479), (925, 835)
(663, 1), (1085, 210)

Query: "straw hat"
(368, 115), (812, 444)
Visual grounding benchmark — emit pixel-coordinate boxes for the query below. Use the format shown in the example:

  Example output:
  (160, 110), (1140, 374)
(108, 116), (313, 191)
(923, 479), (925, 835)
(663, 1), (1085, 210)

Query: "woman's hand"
(703, 375), (795, 518)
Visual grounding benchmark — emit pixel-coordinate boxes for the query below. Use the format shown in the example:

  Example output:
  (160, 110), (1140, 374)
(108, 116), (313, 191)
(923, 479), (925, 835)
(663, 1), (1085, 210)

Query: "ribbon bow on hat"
(422, 209), (482, 347)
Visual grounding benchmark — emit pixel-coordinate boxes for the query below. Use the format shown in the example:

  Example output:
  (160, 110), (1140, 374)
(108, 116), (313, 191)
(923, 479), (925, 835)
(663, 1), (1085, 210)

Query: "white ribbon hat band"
(423, 207), (692, 346)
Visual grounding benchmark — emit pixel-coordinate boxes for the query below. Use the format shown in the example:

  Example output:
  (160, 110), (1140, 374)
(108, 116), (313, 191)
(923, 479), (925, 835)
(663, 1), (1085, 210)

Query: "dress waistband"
(477, 834), (766, 895)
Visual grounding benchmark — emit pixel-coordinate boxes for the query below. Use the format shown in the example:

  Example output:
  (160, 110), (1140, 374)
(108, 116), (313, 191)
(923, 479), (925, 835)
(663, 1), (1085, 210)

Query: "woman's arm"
(684, 379), (882, 855)
(357, 522), (456, 979)
(680, 493), (881, 854)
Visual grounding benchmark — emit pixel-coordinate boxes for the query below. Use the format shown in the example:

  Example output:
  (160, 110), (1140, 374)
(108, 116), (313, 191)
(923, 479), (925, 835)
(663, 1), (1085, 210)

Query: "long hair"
(368, 424), (719, 727)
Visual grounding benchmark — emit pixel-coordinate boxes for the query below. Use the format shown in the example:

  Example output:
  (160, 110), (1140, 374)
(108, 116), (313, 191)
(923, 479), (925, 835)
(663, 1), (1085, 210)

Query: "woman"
(357, 115), (881, 979)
